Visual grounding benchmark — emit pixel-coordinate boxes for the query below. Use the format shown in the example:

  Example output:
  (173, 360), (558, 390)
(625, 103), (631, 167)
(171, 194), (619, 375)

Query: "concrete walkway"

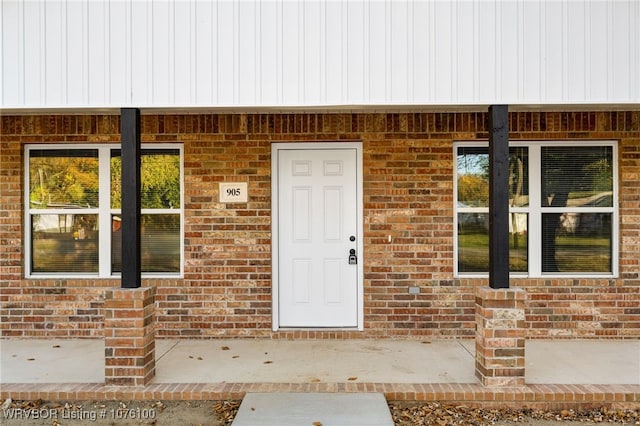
(232, 393), (394, 426)
(1, 339), (639, 385)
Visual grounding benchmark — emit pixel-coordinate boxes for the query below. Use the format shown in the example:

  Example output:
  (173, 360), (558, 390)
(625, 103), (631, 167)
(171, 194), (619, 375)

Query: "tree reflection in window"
(542, 146), (613, 273)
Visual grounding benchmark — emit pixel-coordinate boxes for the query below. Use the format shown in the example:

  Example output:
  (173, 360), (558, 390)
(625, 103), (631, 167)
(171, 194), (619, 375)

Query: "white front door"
(273, 143), (362, 328)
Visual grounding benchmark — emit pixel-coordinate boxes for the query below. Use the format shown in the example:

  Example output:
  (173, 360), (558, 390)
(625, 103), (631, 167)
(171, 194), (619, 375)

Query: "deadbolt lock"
(348, 248), (357, 265)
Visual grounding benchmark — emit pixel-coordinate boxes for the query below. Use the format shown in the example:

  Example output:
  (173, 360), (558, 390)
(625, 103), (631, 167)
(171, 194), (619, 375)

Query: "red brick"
(2, 112), (640, 340)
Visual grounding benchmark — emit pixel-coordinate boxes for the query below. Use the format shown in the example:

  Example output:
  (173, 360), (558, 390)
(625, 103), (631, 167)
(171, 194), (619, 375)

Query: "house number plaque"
(219, 182), (248, 203)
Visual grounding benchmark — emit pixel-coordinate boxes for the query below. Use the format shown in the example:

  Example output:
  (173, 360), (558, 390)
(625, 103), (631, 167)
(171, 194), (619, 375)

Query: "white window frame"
(24, 143), (184, 279)
(454, 140), (618, 279)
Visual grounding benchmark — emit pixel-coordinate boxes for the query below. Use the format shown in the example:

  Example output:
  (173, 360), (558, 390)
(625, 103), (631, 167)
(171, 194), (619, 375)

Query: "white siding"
(1, 0), (639, 110)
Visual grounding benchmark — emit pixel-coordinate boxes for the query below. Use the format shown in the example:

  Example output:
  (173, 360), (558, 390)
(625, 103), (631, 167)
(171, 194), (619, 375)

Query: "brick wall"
(1, 111), (639, 339)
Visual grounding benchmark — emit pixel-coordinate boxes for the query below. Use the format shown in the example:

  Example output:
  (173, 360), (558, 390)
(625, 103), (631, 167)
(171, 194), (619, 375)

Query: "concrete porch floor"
(1, 339), (639, 409)
(1, 338), (639, 385)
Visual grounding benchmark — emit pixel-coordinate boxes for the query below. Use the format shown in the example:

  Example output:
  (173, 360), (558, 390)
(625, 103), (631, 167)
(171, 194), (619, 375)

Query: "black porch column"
(120, 108), (141, 288)
(488, 105), (510, 289)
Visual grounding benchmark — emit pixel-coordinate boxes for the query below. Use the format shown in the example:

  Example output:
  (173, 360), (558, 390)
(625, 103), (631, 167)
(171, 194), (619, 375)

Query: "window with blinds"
(26, 144), (183, 277)
(455, 141), (617, 277)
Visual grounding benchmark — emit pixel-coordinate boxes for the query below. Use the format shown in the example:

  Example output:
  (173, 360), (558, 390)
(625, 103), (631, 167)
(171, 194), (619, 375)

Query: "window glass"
(542, 213), (612, 273)
(542, 146), (613, 208)
(29, 150), (99, 208)
(457, 147), (529, 208)
(110, 149), (181, 274)
(31, 213), (99, 273)
(509, 147), (529, 207)
(541, 146), (613, 274)
(111, 214), (180, 273)
(457, 213), (528, 273)
(457, 147), (489, 208)
(111, 149), (181, 209)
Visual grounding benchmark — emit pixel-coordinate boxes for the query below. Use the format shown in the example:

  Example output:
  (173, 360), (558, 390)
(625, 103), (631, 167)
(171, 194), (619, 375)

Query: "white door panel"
(277, 147), (359, 327)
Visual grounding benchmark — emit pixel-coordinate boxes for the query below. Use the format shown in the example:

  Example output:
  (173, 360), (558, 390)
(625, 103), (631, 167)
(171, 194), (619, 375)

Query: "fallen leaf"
(1, 398), (11, 410)
(212, 401), (241, 421)
(152, 401), (166, 411)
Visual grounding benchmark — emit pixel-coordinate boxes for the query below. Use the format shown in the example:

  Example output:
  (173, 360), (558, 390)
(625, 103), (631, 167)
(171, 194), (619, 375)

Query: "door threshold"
(276, 327), (362, 331)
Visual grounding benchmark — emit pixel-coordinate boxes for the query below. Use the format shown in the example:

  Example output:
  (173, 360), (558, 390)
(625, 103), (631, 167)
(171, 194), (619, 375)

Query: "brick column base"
(104, 287), (156, 386)
(475, 287), (525, 387)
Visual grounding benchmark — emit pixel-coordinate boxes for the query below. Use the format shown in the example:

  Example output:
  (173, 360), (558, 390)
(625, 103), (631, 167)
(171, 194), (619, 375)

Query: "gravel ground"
(1, 399), (639, 425)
